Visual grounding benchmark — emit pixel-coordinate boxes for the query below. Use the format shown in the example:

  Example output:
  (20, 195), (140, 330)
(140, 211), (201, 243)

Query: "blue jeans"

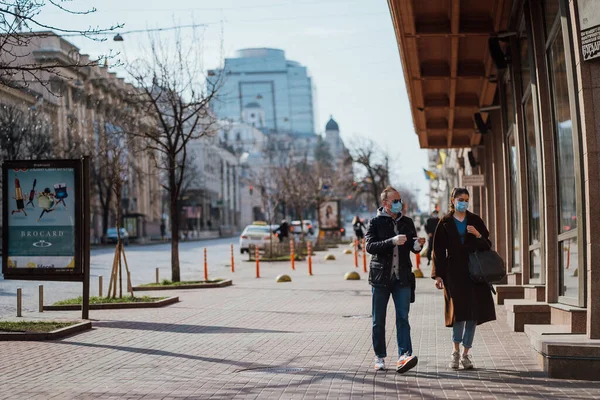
(452, 320), (477, 348)
(372, 281), (412, 358)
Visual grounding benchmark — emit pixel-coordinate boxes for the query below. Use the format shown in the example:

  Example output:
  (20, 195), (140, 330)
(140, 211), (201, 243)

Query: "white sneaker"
(461, 354), (474, 370)
(374, 357), (386, 371)
(449, 351), (460, 369)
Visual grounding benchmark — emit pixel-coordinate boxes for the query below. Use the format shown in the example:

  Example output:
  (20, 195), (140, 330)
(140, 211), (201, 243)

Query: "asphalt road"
(0, 236), (238, 317)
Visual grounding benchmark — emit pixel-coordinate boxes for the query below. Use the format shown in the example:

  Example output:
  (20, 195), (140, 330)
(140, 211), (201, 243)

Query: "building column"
(570, 1), (600, 339)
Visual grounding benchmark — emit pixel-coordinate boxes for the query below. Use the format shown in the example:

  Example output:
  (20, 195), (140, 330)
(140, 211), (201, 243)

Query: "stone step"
(523, 285), (545, 302)
(493, 284), (524, 305)
(504, 299), (551, 332)
(506, 272), (522, 286)
(550, 304), (587, 334)
(527, 330), (600, 380)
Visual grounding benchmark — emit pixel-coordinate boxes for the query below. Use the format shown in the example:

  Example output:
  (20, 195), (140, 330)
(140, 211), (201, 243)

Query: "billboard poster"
(319, 200), (340, 230)
(2, 160), (84, 281)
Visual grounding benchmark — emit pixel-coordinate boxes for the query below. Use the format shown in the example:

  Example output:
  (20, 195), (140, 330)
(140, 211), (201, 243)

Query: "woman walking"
(431, 188), (496, 370)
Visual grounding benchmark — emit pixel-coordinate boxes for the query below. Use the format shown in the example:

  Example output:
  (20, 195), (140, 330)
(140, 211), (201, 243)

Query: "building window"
(524, 95), (542, 281)
(545, 0), (581, 303)
(508, 133), (521, 272)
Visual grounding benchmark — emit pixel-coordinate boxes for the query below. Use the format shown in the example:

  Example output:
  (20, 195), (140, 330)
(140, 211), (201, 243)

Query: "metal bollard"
(307, 242), (313, 276)
(39, 285), (44, 313)
(354, 239), (359, 268)
(99, 276), (103, 297)
(17, 288), (22, 317)
(127, 271), (132, 294)
(156, 267), (159, 284)
(231, 244), (235, 273)
(204, 248), (208, 281)
(255, 246), (260, 278)
(290, 239), (295, 271)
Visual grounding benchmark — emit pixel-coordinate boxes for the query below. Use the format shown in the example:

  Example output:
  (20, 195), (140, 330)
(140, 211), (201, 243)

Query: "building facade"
(0, 32), (162, 242)
(389, 0), (600, 380)
(211, 48), (317, 136)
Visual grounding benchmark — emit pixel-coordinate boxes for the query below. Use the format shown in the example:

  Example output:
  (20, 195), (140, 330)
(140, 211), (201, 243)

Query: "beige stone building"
(0, 32), (162, 242)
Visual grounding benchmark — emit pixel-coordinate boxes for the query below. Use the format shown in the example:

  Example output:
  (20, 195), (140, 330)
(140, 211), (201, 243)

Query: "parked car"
(106, 227), (129, 245)
(239, 224), (276, 254)
(290, 220), (315, 235)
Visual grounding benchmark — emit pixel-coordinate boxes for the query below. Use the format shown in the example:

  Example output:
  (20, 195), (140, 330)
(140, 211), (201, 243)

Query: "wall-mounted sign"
(462, 174), (485, 187)
(2, 159), (85, 281)
(579, 0), (600, 61)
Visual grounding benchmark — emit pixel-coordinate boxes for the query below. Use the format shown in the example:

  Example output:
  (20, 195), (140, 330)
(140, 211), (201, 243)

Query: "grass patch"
(138, 279), (224, 287)
(52, 296), (166, 306)
(0, 321), (76, 333)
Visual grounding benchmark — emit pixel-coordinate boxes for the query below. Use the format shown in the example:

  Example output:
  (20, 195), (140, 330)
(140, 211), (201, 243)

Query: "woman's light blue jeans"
(452, 320), (476, 348)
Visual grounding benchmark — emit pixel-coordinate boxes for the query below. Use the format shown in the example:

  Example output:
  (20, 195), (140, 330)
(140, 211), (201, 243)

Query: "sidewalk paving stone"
(1, 249), (600, 399)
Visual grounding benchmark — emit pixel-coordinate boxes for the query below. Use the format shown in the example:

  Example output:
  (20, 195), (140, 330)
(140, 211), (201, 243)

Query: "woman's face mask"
(455, 200), (469, 212)
(389, 199), (403, 214)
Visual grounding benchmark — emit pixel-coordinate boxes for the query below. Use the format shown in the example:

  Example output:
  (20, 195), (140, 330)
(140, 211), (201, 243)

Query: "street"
(0, 237), (238, 317)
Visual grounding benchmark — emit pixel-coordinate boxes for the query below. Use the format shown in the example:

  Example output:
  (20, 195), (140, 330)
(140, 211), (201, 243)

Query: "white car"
(290, 220), (315, 235)
(239, 224), (276, 254)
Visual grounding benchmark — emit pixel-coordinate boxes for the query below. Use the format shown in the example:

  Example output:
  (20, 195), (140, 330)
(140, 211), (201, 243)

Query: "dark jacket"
(425, 216), (440, 235)
(431, 211), (496, 327)
(275, 222), (289, 238)
(366, 208), (419, 288)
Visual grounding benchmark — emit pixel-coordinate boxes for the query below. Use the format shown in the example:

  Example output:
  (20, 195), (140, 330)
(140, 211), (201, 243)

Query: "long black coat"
(431, 211), (496, 327)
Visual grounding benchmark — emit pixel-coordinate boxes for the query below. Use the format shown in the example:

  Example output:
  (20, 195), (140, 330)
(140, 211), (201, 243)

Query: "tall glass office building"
(211, 48), (316, 136)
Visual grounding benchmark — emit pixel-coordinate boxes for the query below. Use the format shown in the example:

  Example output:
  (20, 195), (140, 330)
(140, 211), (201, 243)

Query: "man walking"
(425, 210), (440, 266)
(274, 219), (289, 243)
(366, 186), (426, 373)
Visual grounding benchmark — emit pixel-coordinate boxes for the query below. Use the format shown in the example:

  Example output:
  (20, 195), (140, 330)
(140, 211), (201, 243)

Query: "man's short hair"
(380, 186), (399, 202)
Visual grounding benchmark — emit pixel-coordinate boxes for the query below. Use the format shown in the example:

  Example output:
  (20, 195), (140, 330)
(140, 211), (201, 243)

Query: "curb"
(44, 296), (179, 311)
(132, 279), (233, 291)
(0, 321), (92, 341)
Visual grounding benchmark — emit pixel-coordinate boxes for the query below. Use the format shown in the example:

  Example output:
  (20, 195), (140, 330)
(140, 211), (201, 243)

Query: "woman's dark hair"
(449, 187), (470, 212)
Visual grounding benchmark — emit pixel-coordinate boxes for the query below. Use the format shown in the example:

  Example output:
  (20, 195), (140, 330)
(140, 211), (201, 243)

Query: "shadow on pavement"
(92, 320), (293, 334)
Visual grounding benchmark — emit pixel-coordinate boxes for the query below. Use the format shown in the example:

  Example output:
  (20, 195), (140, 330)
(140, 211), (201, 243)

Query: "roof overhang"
(387, 0), (512, 149)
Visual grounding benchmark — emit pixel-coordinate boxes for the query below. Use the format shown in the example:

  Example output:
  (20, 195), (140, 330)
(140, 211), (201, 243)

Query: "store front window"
(544, 0), (582, 304)
(508, 133), (521, 272)
(524, 95), (542, 281)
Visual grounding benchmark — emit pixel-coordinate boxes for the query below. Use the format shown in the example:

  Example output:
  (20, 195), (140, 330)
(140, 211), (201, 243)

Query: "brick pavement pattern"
(1, 248), (600, 399)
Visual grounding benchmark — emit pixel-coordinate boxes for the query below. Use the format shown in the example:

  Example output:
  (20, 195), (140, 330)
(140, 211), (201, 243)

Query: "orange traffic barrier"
(231, 244), (235, 273)
(415, 252), (421, 269)
(255, 246), (261, 278)
(307, 241), (313, 276)
(362, 238), (367, 273)
(290, 239), (295, 271)
(204, 248), (208, 281)
(354, 239), (358, 268)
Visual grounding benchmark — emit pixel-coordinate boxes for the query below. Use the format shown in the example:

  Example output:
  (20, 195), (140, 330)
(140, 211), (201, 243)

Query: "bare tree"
(126, 28), (222, 282)
(0, 102), (53, 162)
(0, 1), (122, 90)
(349, 137), (391, 209)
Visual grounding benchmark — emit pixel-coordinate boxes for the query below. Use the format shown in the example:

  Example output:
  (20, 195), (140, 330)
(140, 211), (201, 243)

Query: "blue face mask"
(390, 200), (403, 214)
(455, 201), (469, 212)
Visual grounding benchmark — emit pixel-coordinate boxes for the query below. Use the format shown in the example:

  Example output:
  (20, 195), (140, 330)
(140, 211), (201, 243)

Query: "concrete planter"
(132, 280), (233, 291)
(44, 296), (179, 311)
(0, 321), (92, 341)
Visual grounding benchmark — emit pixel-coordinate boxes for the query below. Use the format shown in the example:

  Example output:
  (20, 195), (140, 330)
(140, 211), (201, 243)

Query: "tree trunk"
(101, 190), (112, 244)
(169, 169), (181, 282)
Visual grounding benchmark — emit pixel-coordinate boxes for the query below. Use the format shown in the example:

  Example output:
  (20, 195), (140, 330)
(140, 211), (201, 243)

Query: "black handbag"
(468, 250), (506, 293)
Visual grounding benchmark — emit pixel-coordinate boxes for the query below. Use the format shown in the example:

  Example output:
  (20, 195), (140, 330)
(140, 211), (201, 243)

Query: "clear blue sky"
(42, 0), (429, 210)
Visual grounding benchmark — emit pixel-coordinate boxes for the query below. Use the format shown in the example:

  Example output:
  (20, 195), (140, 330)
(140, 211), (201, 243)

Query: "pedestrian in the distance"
(352, 215), (366, 248)
(274, 219), (289, 243)
(431, 187), (496, 370)
(366, 186), (426, 373)
(425, 210), (440, 265)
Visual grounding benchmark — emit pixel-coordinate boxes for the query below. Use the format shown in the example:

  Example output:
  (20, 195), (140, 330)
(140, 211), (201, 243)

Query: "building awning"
(387, 0), (511, 148)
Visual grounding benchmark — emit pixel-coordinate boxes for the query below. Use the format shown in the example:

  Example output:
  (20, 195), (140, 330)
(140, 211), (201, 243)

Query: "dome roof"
(325, 116), (339, 131)
(245, 102), (261, 109)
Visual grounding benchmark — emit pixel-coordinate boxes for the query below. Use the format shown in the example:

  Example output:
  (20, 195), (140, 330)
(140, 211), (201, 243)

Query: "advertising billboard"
(2, 159), (84, 281)
(319, 200), (340, 230)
